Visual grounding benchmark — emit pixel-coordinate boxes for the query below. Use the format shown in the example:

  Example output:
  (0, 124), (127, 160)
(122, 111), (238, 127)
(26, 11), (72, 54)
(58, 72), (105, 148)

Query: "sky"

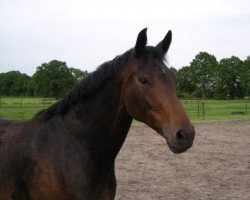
(0, 0), (250, 75)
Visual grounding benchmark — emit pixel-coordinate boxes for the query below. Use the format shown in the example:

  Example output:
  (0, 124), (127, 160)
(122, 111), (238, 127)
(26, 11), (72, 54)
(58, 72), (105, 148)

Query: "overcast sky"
(0, 0), (249, 75)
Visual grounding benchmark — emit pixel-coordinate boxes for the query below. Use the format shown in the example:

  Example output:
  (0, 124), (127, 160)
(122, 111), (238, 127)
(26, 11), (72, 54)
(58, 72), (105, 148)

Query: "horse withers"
(0, 28), (195, 200)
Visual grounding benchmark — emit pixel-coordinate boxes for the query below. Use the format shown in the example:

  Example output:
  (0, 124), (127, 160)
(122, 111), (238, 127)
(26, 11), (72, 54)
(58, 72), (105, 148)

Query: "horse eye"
(138, 77), (150, 85)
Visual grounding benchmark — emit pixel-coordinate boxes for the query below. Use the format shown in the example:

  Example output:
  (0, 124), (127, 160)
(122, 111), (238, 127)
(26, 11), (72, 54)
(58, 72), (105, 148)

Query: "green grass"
(0, 97), (249, 121)
(182, 99), (250, 121)
(0, 97), (57, 120)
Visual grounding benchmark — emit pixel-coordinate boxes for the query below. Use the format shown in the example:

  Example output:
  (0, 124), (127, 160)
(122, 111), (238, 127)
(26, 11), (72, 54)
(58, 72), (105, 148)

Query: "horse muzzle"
(164, 127), (195, 154)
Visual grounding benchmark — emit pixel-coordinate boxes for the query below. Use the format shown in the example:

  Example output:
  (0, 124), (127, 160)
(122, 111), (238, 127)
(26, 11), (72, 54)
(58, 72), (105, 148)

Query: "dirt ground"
(115, 120), (250, 200)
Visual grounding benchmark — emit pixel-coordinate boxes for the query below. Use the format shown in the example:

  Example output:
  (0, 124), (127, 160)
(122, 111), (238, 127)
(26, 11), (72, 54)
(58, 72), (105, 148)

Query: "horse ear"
(155, 30), (172, 54)
(135, 28), (147, 57)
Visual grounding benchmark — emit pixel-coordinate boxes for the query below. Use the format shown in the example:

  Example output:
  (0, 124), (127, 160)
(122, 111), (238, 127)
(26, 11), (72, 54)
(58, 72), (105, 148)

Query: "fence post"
(202, 101), (205, 120)
(246, 101), (248, 115)
(197, 100), (200, 117)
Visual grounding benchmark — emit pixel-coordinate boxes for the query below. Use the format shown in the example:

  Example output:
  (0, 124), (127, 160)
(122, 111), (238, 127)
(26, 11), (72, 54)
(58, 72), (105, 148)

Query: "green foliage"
(0, 60), (88, 98)
(70, 68), (89, 82)
(214, 56), (244, 99)
(0, 71), (32, 96)
(176, 52), (249, 99)
(176, 66), (195, 96)
(241, 59), (250, 96)
(189, 52), (218, 98)
(31, 60), (89, 97)
(32, 60), (75, 97)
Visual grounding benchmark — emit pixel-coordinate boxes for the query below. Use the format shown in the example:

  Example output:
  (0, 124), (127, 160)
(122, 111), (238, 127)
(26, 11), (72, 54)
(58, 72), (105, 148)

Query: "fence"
(0, 97), (57, 120)
(181, 99), (249, 121)
(0, 97), (249, 121)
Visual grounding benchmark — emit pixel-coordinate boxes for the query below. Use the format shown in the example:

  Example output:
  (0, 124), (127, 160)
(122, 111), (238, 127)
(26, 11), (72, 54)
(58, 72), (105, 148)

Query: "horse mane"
(35, 47), (165, 121)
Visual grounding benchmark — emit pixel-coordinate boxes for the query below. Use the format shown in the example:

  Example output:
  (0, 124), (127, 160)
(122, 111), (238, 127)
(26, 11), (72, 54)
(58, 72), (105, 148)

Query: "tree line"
(0, 60), (88, 98)
(0, 52), (249, 99)
(172, 52), (250, 99)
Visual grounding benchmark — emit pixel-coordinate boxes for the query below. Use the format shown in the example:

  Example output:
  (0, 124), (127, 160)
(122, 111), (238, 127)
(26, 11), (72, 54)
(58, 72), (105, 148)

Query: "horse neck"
(64, 76), (133, 161)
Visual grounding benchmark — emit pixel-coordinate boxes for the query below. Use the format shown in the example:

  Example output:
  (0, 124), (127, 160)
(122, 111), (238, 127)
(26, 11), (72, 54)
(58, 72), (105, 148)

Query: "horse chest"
(28, 153), (115, 200)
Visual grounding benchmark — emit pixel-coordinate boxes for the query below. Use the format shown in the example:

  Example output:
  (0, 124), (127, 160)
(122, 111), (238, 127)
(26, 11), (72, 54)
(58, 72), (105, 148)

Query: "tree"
(215, 56), (244, 99)
(0, 71), (31, 96)
(189, 52), (218, 98)
(247, 55), (250, 61)
(176, 66), (195, 97)
(240, 58), (250, 97)
(70, 68), (89, 82)
(32, 60), (75, 97)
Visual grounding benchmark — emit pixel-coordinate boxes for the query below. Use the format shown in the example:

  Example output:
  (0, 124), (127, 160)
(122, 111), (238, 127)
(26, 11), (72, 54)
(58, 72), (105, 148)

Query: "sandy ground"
(115, 120), (250, 200)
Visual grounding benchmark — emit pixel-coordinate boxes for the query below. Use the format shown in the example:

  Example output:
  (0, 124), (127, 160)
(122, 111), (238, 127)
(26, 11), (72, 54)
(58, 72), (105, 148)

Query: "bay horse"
(0, 28), (195, 200)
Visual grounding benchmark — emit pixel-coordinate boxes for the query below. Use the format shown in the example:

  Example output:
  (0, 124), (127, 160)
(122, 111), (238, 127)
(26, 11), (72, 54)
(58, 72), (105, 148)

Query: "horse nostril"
(176, 129), (188, 143)
(172, 127), (195, 152)
(175, 128), (195, 148)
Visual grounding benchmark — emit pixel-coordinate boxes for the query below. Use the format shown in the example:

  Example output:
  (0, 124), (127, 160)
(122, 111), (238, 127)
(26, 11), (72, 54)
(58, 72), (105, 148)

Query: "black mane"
(35, 47), (165, 121)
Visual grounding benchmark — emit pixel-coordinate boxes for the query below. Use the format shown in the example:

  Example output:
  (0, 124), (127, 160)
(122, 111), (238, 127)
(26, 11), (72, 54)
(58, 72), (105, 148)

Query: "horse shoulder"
(28, 153), (69, 200)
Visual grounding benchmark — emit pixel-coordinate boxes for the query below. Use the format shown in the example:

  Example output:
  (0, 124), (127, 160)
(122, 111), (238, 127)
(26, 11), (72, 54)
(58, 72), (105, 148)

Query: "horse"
(0, 28), (195, 200)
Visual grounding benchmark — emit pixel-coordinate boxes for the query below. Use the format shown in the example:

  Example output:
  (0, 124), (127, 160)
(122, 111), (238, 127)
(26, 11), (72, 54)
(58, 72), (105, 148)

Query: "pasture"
(0, 97), (57, 120)
(116, 120), (250, 199)
(0, 97), (249, 121)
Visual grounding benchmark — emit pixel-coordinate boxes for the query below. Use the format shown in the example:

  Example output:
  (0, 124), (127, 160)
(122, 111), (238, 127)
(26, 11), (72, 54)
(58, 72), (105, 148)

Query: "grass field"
(0, 97), (57, 120)
(181, 99), (249, 121)
(0, 97), (249, 121)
